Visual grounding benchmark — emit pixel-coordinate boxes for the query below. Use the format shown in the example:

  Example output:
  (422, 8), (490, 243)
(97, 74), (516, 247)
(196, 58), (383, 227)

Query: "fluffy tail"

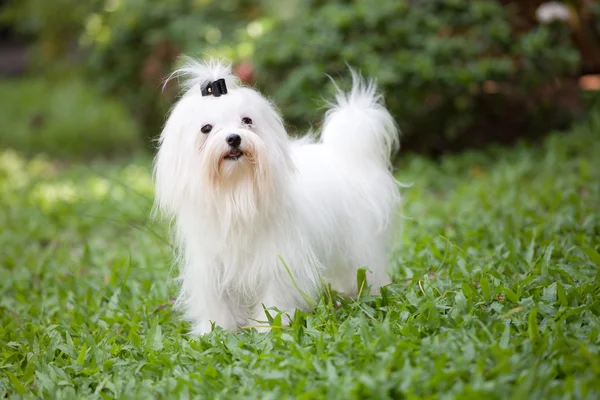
(321, 71), (399, 167)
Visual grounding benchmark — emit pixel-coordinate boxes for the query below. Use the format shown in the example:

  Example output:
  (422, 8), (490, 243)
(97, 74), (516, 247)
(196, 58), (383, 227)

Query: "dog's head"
(154, 58), (293, 222)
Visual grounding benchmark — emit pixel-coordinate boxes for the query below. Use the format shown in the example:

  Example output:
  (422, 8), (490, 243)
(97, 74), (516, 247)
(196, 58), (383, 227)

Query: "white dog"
(154, 58), (401, 335)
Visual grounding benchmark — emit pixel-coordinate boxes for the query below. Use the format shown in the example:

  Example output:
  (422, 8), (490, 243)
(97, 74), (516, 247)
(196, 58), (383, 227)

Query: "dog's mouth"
(224, 148), (244, 161)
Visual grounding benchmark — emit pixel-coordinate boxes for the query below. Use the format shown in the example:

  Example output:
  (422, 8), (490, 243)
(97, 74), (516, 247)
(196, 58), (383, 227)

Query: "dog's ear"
(245, 89), (296, 174)
(153, 109), (199, 218)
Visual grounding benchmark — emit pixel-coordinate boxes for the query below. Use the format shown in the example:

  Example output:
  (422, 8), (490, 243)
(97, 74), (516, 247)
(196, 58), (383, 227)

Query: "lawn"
(1, 111), (599, 398)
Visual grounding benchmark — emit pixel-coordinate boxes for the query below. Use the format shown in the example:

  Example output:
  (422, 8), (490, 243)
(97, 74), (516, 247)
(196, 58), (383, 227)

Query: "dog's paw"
(190, 320), (213, 336)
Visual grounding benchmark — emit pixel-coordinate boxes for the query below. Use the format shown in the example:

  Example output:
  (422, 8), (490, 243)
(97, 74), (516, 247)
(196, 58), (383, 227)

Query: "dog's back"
(290, 73), (401, 295)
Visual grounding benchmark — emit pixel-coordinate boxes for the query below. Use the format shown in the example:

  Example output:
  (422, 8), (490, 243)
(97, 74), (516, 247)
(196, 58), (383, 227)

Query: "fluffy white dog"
(154, 58), (401, 335)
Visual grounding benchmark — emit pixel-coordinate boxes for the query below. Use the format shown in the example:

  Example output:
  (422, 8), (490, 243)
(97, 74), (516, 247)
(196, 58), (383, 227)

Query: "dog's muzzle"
(225, 134), (243, 160)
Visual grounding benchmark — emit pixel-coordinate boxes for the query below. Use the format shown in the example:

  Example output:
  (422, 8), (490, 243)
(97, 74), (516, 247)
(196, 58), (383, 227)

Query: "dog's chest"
(216, 231), (282, 281)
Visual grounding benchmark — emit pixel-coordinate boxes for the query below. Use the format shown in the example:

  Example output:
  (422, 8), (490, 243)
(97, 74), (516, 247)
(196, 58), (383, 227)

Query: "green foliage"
(0, 0), (101, 63)
(253, 0), (582, 152)
(0, 77), (140, 158)
(78, 0), (586, 151)
(2, 0), (589, 152)
(81, 0), (261, 144)
(1, 110), (599, 397)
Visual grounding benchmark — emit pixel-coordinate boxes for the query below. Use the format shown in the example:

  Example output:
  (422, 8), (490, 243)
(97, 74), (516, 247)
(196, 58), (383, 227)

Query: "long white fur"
(154, 58), (401, 335)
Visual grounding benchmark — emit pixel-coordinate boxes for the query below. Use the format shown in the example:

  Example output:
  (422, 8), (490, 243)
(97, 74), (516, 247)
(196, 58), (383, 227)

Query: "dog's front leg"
(251, 282), (301, 332)
(182, 284), (238, 335)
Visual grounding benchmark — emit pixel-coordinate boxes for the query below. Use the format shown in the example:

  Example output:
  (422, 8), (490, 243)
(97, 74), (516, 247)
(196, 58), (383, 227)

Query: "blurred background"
(0, 0), (599, 159)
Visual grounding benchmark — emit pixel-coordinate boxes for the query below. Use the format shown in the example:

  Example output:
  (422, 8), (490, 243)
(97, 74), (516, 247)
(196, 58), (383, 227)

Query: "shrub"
(80, 0), (590, 153)
(0, 77), (140, 158)
(252, 0), (583, 154)
(0, 0), (101, 65)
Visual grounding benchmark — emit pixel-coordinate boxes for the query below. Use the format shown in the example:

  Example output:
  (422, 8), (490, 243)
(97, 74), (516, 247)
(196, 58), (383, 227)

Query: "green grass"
(0, 77), (141, 159)
(1, 112), (599, 398)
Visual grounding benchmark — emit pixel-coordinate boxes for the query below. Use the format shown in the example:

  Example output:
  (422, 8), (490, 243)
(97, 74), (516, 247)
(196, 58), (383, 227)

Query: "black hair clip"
(201, 78), (228, 97)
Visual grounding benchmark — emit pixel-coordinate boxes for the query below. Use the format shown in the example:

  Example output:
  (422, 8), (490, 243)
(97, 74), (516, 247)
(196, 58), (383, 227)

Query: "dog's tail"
(321, 70), (399, 167)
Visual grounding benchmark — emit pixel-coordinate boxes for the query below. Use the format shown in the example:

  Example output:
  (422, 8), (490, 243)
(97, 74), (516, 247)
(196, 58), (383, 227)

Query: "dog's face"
(191, 89), (270, 187)
(154, 70), (293, 221)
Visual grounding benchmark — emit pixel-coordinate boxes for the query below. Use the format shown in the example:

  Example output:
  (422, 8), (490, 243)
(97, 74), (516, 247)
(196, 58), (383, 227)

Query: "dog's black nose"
(226, 134), (241, 148)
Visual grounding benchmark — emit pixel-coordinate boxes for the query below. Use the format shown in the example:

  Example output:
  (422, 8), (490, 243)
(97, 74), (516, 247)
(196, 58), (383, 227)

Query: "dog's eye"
(201, 124), (213, 134)
(241, 117), (253, 126)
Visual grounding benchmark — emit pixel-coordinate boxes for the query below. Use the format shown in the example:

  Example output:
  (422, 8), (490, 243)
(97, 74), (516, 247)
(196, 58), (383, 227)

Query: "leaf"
(76, 344), (88, 365)
(455, 290), (467, 312)
(5, 371), (27, 395)
(262, 304), (274, 324)
(480, 276), (491, 299)
(128, 326), (141, 349)
(542, 242), (555, 265)
(406, 290), (420, 307)
(528, 307), (539, 344)
(541, 282), (557, 303)
(356, 268), (367, 298)
(525, 236), (536, 265)
(22, 355), (37, 382)
(272, 312), (282, 337)
(556, 281), (568, 307)
(204, 363), (219, 379)
(145, 323), (163, 352)
(380, 285), (389, 306)
(461, 282), (474, 299)
(581, 246), (600, 266)
(292, 309), (305, 341)
(504, 287), (520, 303)
(589, 327), (599, 344)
